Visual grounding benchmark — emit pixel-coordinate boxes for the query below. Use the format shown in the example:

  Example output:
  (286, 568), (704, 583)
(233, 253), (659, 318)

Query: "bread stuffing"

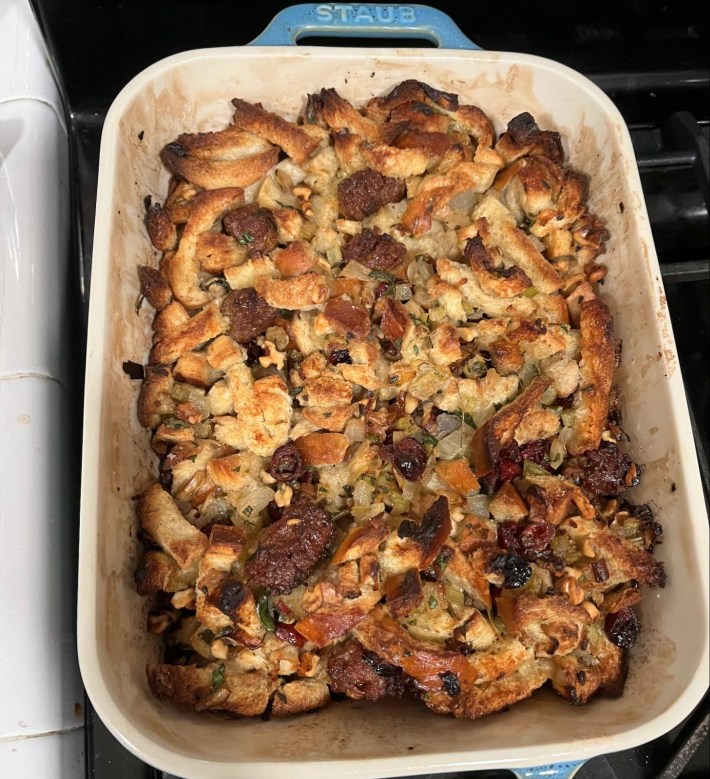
(133, 80), (665, 720)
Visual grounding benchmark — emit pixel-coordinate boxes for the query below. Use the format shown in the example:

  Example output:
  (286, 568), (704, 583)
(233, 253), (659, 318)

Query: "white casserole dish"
(78, 8), (710, 778)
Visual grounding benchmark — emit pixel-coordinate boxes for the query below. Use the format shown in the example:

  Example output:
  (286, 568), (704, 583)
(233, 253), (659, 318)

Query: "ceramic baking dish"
(78, 5), (709, 778)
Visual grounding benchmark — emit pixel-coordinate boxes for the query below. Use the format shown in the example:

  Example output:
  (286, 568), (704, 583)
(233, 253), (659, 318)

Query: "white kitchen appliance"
(0, 1), (84, 776)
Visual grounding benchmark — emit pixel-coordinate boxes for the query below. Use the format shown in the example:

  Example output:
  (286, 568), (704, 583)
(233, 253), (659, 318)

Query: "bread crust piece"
(137, 484), (208, 569)
(161, 127), (278, 190)
(149, 302), (225, 365)
(166, 188), (244, 309)
(231, 98), (320, 164)
(272, 679), (330, 717)
(146, 663), (275, 716)
(567, 297), (615, 455)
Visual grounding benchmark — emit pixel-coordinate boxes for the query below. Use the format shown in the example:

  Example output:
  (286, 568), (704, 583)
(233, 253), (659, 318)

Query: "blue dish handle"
(249, 3), (480, 49)
(511, 760), (586, 778)
(250, 7), (585, 779)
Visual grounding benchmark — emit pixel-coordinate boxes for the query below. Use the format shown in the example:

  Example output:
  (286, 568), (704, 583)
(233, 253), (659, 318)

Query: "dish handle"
(248, 3), (480, 49)
(511, 760), (586, 778)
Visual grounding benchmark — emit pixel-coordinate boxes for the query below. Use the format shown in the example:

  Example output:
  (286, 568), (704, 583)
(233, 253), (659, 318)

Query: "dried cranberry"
(299, 467), (318, 485)
(275, 622), (305, 647)
(497, 522), (523, 555)
(269, 443), (305, 483)
(374, 281), (392, 299)
(499, 458), (522, 482)
(605, 607), (640, 649)
(329, 348), (353, 365)
(592, 559), (610, 583)
(489, 553), (532, 589)
(266, 500), (283, 523)
(389, 437), (427, 481)
(246, 340), (264, 366)
(519, 522), (555, 552)
(519, 439), (551, 466)
(381, 339), (402, 361)
(556, 394), (574, 409)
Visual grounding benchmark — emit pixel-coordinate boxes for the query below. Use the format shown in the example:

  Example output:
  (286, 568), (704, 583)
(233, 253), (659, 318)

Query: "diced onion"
(274, 159), (307, 188)
(406, 256), (434, 287)
(352, 479), (375, 506)
(234, 483), (275, 519)
(541, 385), (557, 406)
(199, 496), (232, 526)
(435, 413), (462, 440)
(549, 438), (566, 470)
(395, 284), (413, 301)
(467, 494), (491, 518)
(340, 260), (372, 281)
(558, 425), (574, 447)
(344, 418), (365, 443)
(400, 478), (420, 505)
(518, 360), (539, 388)
(435, 427), (473, 460)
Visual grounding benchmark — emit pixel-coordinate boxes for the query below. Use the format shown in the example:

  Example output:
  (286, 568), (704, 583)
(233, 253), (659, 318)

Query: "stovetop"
(28, 1), (709, 777)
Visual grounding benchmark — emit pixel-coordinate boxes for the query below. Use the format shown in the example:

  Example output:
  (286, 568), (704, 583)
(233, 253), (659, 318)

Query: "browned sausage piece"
(246, 495), (335, 594)
(342, 227), (407, 271)
(223, 203), (278, 253)
(338, 169), (407, 221)
(220, 287), (280, 344)
(562, 440), (638, 499)
(327, 639), (406, 700)
(138, 266), (173, 311)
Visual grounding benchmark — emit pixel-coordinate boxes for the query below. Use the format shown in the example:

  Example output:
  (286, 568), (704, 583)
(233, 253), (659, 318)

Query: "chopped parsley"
(428, 596), (438, 609)
(238, 231), (254, 245)
(256, 594), (276, 632)
(211, 663), (226, 690)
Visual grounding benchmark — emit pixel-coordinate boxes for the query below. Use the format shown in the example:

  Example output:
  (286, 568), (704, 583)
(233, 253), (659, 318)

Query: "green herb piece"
(163, 418), (189, 430)
(434, 550), (451, 571)
(428, 596), (438, 609)
(256, 594), (276, 632)
(422, 433), (439, 447)
(360, 474), (377, 486)
(560, 324), (571, 334)
(388, 374), (400, 385)
(289, 386), (303, 397)
(522, 286), (539, 298)
(200, 629), (216, 644)
(369, 270), (396, 282)
(211, 663), (226, 690)
(238, 231), (254, 245)
(413, 345), (420, 356)
(523, 460), (550, 478)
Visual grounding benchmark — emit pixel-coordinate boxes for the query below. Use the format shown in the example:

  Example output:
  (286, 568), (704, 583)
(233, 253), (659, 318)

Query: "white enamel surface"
(0, 0), (62, 113)
(0, 98), (71, 384)
(0, 379), (84, 737)
(79, 46), (710, 778)
(0, 729), (85, 779)
(0, 0), (84, 769)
